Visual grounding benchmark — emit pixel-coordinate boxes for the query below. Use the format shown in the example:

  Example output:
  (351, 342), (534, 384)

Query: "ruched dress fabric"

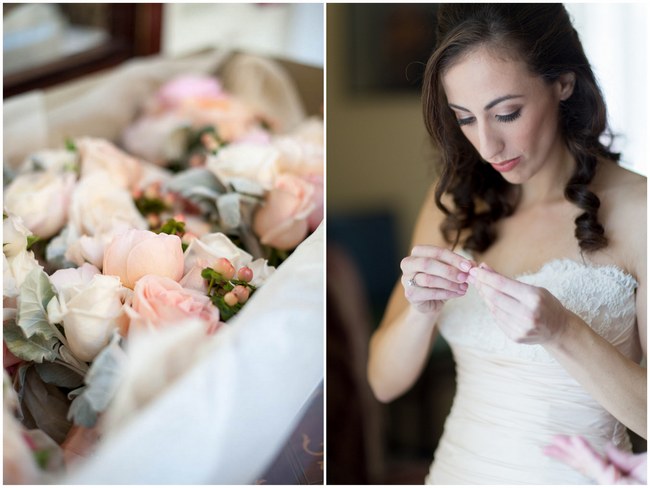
(425, 257), (641, 485)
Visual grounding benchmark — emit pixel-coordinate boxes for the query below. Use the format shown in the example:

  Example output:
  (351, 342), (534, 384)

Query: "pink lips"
(490, 157), (521, 173)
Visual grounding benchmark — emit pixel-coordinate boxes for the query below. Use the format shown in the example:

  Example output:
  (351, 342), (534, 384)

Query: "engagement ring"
(407, 278), (417, 287)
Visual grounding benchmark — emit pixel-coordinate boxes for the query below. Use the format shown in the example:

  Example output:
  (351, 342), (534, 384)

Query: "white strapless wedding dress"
(425, 258), (641, 485)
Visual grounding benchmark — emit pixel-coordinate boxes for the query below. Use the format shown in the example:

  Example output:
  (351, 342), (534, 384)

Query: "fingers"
(411, 245), (475, 272)
(468, 264), (540, 307)
(604, 443), (647, 472)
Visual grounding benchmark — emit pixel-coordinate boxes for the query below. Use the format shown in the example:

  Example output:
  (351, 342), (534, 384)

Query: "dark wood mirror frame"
(3, 3), (162, 99)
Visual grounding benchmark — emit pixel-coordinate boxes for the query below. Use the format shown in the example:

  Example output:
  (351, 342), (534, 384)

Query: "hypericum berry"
(213, 257), (235, 280)
(232, 285), (250, 304)
(173, 213), (186, 222)
(224, 292), (238, 307)
(237, 266), (253, 283)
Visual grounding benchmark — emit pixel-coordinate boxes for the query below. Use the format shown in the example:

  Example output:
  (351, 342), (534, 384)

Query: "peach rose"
(126, 275), (221, 334)
(252, 174), (316, 250)
(3, 170), (76, 239)
(103, 229), (184, 289)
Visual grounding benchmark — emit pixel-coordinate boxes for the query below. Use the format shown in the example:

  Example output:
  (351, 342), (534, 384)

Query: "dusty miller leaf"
(3, 319), (60, 363)
(68, 333), (126, 427)
(34, 362), (84, 389)
(16, 267), (57, 340)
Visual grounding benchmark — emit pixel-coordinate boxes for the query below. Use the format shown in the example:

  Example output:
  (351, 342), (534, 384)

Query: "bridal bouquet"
(3, 72), (323, 483)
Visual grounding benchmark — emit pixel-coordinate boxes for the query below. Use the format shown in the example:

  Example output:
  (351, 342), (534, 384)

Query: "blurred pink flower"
(103, 229), (184, 289)
(156, 75), (225, 109)
(544, 434), (647, 484)
(126, 275), (221, 334)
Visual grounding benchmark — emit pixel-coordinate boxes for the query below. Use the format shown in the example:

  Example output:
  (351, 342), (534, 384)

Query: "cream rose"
(3, 170), (76, 239)
(206, 143), (280, 191)
(252, 174), (316, 251)
(3, 251), (43, 299)
(69, 172), (147, 238)
(103, 229), (184, 289)
(77, 137), (143, 189)
(3, 213), (33, 259)
(47, 274), (128, 363)
(126, 275), (221, 334)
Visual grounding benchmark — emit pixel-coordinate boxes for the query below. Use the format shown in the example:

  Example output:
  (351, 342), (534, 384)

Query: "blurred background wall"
(326, 3), (648, 485)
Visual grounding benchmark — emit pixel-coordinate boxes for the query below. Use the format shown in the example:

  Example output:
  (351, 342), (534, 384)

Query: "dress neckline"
(457, 249), (638, 288)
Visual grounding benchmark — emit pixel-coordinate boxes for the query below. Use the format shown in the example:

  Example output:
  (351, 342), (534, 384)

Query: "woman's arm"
(367, 185), (474, 402)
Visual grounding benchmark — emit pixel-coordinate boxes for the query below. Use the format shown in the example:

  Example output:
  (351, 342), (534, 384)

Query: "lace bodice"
(438, 258), (639, 363)
(427, 258), (641, 484)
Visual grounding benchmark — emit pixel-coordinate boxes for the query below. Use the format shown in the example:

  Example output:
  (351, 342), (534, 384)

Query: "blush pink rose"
(302, 173), (324, 231)
(126, 275), (221, 334)
(252, 174), (316, 250)
(156, 75), (225, 109)
(103, 229), (184, 289)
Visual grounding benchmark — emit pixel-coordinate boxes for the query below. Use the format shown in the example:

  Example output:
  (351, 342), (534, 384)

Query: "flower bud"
(237, 266), (253, 283)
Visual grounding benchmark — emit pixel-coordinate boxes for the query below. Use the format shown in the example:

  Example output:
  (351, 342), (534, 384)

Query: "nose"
(476, 122), (504, 162)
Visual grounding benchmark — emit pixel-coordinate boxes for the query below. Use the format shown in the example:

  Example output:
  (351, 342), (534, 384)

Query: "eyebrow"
(448, 94), (524, 112)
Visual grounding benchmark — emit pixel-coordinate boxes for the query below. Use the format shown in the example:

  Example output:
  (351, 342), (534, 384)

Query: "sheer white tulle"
(426, 257), (640, 485)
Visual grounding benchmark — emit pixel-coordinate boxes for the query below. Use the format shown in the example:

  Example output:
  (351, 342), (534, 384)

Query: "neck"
(517, 144), (576, 210)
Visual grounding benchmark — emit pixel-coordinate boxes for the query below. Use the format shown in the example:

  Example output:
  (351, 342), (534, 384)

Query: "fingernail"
(459, 261), (471, 272)
(459, 283), (468, 291)
(469, 268), (478, 276)
(457, 272), (468, 282)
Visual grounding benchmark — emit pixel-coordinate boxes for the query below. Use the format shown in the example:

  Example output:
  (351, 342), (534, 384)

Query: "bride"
(367, 4), (646, 484)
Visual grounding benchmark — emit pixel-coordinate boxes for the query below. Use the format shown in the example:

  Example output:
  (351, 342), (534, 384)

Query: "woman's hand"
(544, 435), (647, 484)
(468, 263), (573, 345)
(400, 246), (475, 315)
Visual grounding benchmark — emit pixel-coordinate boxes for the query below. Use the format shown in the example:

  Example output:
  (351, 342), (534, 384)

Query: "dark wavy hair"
(422, 3), (619, 253)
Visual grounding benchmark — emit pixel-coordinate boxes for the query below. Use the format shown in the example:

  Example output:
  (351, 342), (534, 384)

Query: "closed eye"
(495, 109), (521, 123)
(457, 116), (475, 127)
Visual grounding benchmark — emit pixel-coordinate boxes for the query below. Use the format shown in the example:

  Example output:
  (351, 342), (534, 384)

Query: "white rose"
(77, 137), (143, 189)
(3, 250), (43, 298)
(273, 118), (324, 178)
(69, 172), (147, 239)
(47, 274), (128, 363)
(206, 143), (279, 191)
(3, 171), (76, 239)
(181, 232), (274, 292)
(3, 213), (33, 259)
(19, 149), (77, 174)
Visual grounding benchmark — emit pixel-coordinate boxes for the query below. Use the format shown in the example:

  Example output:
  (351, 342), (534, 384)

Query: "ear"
(557, 72), (576, 101)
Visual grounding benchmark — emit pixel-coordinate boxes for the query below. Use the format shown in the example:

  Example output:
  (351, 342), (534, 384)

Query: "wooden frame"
(4, 4), (163, 98)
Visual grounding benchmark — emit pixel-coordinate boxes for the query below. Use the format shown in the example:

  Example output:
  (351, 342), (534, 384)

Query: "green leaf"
(26, 235), (40, 250)
(34, 362), (84, 389)
(19, 366), (73, 444)
(3, 320), (60, 363)
(16, 267), (57, 340)
(64, 138), (77, 151)
(157, 218), (185, 236)
(68, 333), (125, 427)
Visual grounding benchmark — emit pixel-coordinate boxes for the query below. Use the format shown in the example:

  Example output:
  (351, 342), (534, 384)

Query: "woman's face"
(442, 45), (572, 184)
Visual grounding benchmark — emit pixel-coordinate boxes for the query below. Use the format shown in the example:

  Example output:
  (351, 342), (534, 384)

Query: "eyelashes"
(495, 109), (522, 123)
(457, 108), (522, 126)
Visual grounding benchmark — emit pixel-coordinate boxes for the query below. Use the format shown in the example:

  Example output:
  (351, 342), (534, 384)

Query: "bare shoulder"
(597, 162), (646, 218)
(595, 161), (646, 273)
